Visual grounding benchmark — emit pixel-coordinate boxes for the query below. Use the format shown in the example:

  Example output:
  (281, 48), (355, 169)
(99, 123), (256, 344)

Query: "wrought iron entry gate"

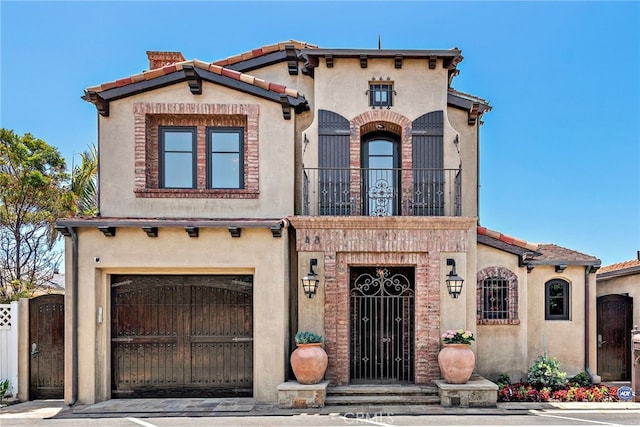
(350, 267), (415, 383)
(111, 275), (253, 398)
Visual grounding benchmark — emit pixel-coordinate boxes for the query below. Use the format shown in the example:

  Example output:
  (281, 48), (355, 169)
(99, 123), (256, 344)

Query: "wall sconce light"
(301, 258), (320, 298)
(445, 258), (464, 299)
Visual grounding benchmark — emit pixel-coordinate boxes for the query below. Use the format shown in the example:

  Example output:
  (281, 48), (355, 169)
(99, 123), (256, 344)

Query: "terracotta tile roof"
(477, 226), (539, 252)
(211, 40), (317, 67)
(598, 258), (640, 275)
(85, 58), (302, 98)
(477, 226), (600, 266)
(448, 88), (491, 107)
(84, 40), (319, 100)
(534, 244), (600, 263)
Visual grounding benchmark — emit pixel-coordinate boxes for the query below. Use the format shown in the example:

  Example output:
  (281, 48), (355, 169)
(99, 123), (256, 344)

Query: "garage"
(110, 275), (253, 398)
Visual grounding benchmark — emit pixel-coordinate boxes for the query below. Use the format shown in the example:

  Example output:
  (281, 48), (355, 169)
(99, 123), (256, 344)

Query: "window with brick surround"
(477, 266), (519, 325)
(160, 127), (196, 189)
(545, 279), (569, 320)
(133, 103), (260, 199)
(207, 127), (243, 189)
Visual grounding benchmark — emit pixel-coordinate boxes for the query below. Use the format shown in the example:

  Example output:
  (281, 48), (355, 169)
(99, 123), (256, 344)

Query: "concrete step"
(325, 394), (441, 406)
(326, 385), (440, 406)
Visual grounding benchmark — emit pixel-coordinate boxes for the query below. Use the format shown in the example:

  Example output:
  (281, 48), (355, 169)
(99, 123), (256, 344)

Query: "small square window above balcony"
(369, 81), (394, 108)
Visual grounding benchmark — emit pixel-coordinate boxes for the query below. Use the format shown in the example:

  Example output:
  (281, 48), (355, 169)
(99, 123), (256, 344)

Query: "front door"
(29, 294), (65, 399)
(597, 294), (633, 381)
(349, 267), (414, 383)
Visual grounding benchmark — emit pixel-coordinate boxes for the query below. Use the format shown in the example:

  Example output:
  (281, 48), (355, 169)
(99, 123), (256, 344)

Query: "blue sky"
(1, 1), (638, 266)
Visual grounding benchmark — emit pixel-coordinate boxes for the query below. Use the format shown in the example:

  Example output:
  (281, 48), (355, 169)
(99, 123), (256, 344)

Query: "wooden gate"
(111, 275), (253, 398)
(350, 267), (414, 383)
(29, 294), (65, 399)
(597, 294), (633, 381)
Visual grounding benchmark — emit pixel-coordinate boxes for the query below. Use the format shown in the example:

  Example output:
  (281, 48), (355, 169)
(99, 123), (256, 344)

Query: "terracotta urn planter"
(290, 343), (328, 385)
(438, 343), (475, 384)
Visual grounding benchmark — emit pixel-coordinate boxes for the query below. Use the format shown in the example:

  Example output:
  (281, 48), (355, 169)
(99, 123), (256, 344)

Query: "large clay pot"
(290, 343), (328, 384)
(438, 343), (475, 384)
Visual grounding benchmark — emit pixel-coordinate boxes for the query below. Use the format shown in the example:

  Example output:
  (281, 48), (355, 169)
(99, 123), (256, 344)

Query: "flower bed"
(498, 382), (620, 402)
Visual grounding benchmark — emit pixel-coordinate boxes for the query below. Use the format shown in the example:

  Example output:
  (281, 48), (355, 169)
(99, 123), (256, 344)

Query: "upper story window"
(134, 103), (260, 199)
(369, 81), (394, 108)
(208, 127), (244, 189)
(160, 127), (196, 189)
(477, 266), (520, 325)
(545, 279), (570, 320)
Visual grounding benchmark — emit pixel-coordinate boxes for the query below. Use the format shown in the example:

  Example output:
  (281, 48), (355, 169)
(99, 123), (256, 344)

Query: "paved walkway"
(2, 398), (640, 420)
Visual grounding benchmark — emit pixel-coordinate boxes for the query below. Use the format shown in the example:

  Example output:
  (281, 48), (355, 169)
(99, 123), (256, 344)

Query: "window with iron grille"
(545, 279), (569, 320)
(369, 82), (394, 108)
(482, 277), (509, 319)
(477, 266), (519, 325)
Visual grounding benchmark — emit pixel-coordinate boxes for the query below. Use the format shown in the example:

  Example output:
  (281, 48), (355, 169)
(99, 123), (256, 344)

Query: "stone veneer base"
(435, 375), (498, 407)
(277, 380), (329, 409)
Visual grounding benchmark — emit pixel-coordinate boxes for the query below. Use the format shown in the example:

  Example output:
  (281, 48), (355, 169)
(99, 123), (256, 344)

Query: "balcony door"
(362, 134), (400, 216)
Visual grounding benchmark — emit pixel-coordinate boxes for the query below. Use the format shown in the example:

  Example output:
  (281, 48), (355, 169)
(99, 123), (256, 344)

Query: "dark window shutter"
(318, 110), (350, 215)
(412, 111), (444, 215)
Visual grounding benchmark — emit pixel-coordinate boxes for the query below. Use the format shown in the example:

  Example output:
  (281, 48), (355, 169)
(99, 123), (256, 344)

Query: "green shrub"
(0, 379), (10, 403)
(295, 331), (323, 344)
(496, 373), (511, 386)
(527, 354), (567, 389)
(570, 371), (592, 387)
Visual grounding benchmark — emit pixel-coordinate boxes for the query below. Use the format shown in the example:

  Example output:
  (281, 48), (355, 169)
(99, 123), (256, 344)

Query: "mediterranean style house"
(53, 40), (602, 404)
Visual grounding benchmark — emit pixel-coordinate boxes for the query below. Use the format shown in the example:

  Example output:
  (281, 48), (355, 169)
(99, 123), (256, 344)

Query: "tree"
(71, 144), (98, 216)
(0, 129), (76, 302)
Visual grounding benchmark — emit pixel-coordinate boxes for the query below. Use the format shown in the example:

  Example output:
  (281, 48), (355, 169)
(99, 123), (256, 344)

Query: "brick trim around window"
(133, 102), (259, 198)
(476, 266), (520, 325)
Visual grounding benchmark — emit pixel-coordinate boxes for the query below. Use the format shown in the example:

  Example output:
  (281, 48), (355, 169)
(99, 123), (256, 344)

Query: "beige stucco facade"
(54, 41), (601, 405)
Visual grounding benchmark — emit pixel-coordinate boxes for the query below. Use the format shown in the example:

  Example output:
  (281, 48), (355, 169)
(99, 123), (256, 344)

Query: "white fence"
(0, 302), (19, 397)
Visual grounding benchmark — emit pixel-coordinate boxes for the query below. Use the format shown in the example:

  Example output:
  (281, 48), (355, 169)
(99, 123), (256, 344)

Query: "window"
(545, 279), (569, 320)
(369, 82), (394, 108)
(482, 277), (509, 319)
(477, 266), (519, 325)
(207, 127), (244, 189)
(135, 102), (259, 199)
(160, 127), (196, 188)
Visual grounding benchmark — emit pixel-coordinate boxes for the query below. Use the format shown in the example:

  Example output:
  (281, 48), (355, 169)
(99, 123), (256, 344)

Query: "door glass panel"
(363, 138), (399, 216)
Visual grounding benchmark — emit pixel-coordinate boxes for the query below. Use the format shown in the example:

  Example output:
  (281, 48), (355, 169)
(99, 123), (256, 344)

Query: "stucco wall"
(477, 243), (596, 381)
(300, 57), (479, 218)
(527, 265), (594, 378)
(64, 226), (290, 404)
(597, 274), (640, 329)
(98, 82), (297, 219)
(476, 245), (528, 381)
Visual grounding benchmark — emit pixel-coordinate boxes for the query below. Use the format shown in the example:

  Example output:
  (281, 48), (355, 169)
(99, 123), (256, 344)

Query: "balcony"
(302, 168), (462, 217)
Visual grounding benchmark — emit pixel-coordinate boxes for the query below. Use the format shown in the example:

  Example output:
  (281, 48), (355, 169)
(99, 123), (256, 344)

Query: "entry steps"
(326, 384), (440, 406)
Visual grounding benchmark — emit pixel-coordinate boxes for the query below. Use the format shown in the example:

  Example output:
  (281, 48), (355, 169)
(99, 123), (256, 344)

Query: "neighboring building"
(55, 40), (601, 405)
(596, 255), (640, 381)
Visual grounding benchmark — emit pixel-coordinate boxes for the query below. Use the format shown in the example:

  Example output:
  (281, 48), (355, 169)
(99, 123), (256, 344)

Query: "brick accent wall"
(349, 110), (413, 216)
(133, 102), (260, 199)
(476, 266), (520, 325)
(290, 216), (476, 386)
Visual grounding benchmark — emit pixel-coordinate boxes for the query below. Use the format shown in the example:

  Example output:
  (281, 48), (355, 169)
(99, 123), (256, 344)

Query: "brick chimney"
(146, 51), (186, 70)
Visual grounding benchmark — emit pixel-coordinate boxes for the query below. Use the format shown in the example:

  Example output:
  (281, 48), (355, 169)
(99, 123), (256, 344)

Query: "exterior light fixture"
(445, 258), (464, 299)
(301, 258), (320, 299)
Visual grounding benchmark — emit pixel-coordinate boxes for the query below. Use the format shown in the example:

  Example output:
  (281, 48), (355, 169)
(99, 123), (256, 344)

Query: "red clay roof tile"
(598, 259), (640, 274)
(84, 40), (318, 100)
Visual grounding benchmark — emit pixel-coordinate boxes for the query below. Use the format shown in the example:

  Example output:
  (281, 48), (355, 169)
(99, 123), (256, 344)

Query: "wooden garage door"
(111, 275), (253, 398)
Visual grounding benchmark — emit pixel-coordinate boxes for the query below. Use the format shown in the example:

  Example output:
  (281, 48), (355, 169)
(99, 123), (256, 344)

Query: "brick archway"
(349, 110), (413, 216)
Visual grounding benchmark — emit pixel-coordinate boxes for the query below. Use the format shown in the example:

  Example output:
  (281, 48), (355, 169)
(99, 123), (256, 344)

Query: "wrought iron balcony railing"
(302, 167), (462, 217)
